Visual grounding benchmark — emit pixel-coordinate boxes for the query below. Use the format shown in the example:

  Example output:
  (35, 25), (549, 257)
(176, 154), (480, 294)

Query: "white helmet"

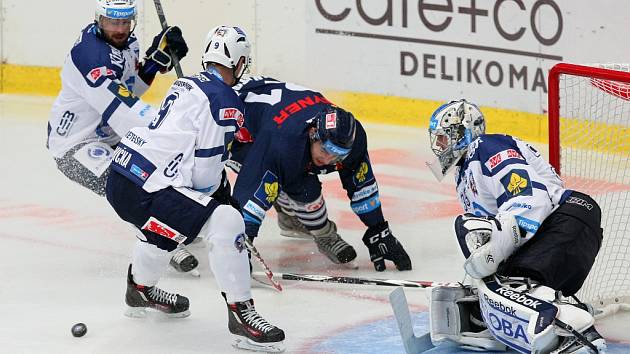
(202, 26), (251, 82)
(426, 99), (485, 180)
(95, 0), (137, 23)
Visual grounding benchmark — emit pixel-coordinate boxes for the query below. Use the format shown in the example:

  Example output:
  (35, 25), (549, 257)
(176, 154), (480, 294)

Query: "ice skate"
(125, 264), (190, 318)
(169, 245), (199, 275)
(312, 221), (357, 264)
(273, 202), (312, 239)
(223, 293), (285, 352)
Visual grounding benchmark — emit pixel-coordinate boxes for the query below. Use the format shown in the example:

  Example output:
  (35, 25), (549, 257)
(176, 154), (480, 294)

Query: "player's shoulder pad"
(233, 75), (285, 99)
(464, 134), (527, 176)
(187, 71), (245, 123)
(70, 23), (125, 87)
(341, 119), (368, 167)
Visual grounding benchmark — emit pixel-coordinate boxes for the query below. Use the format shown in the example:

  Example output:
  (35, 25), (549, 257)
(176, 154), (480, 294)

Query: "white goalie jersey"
(110, 71), (244, 194)
(47, 24), (156, 157)
(455, 134), (572, 242)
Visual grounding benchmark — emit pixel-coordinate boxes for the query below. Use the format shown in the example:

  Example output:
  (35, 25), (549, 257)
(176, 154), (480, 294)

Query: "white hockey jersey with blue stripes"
(455, 134), (572, 241)
(110, 71), (244, 194)
(47, 23), (156, 157)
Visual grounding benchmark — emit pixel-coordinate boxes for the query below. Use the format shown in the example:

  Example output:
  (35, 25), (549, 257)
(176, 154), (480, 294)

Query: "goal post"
(547, 62), (630, 313)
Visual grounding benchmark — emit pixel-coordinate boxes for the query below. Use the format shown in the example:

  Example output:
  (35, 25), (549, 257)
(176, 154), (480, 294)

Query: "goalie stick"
(152, 0), (184, 78)
(389, 287), (434, 354)
(256, 272), (461, 288)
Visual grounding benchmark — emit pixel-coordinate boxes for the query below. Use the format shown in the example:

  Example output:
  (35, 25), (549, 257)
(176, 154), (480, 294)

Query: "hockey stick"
(389, 287), (434, 354)
(554, 319), (600, 353)
(151, 0), (184, 78)
(259, 272), (461, 288)
(245, 238), (283, 292)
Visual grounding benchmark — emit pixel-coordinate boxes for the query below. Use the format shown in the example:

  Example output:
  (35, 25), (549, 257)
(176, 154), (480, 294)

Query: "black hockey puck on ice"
(71, 323), (87, 337)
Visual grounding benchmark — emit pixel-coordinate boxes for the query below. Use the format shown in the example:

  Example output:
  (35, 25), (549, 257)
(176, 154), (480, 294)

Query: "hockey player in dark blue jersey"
(229, 77), (411, 271)
(46, 0), (197, 273)
(424, 99), (605, 353)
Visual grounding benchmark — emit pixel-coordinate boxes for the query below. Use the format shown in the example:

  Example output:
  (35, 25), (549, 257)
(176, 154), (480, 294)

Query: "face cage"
(429, 128), (463, 173)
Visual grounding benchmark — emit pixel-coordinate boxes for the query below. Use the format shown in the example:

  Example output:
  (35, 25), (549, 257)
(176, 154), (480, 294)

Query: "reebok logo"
(483, 294), (517, 316)
(495, 287), (542, 309)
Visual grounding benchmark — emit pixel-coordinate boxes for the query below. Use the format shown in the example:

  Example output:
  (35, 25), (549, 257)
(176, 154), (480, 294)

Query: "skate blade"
(124, 307), (147, 318)
(232, 335), (285, 353)
(124, 307), (191, 319)
(279, 229), (312, 240)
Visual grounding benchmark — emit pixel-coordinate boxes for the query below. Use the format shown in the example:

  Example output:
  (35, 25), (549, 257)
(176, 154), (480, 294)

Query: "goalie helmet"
(202, 26), (251, 84)
(310, 107), (357, 163)
(95, 0), (137, 23)
(427, 99), (485, 180)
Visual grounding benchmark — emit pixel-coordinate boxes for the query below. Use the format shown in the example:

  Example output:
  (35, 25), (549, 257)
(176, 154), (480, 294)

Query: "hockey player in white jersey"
(46, 0), (197, 274)
(105, 26), (285, 352)
(425, 100), (606, 353)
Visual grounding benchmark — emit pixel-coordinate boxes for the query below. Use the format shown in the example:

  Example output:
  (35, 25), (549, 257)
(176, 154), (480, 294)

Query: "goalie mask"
(202, 26), (251, 85)
(427, 99), (485, 181)
(95, 0), (137, 48)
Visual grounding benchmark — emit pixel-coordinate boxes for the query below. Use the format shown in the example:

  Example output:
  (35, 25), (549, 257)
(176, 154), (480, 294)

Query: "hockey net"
(548, 63), (630, 314)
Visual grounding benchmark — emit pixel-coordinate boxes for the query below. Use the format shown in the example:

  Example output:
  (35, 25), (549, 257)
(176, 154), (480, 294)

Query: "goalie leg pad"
(477, 278), (604, 353)
(429, 285), (507, 351)
(477, 279), (560, 353)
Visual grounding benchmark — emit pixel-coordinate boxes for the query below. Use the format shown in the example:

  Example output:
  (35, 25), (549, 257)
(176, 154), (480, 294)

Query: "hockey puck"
(71, 323), (87, 337)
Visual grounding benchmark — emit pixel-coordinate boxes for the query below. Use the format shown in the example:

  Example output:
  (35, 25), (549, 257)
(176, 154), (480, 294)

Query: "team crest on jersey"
(107, 82), (138, 107)
(86, 66), (115, 83)
(500, 169), (532, 198)
(219, 108), (244, 121)
(353, 162), (373, 186)
(87, 145), (112, 159)
(142, 217), (187, 244)
(254, 170), (279, 208)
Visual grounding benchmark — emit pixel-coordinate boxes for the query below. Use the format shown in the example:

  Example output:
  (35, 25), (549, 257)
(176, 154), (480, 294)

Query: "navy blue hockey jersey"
(230, 76), (385, 237)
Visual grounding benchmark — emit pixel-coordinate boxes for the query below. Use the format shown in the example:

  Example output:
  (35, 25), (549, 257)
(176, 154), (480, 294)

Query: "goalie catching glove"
(143, 26), (188, 75)
(454, 213), (522, 279)
(362, 221), (412, 271)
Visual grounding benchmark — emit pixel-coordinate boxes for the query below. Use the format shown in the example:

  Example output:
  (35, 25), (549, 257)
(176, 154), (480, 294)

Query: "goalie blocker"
(429, 278), (607, 353)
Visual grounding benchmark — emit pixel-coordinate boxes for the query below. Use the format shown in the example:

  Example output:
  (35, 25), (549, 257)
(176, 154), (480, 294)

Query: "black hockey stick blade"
(151, 0), (184, 78)
(389, 287), (434, 354)
(265, 272), (460, 288)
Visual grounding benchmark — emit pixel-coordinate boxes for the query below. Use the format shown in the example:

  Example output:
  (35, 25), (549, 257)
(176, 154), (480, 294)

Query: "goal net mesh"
(552, 63), (630, 310)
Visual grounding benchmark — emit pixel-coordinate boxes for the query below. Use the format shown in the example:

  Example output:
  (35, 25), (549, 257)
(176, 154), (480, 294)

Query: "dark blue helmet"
(311, 107), (357, 161)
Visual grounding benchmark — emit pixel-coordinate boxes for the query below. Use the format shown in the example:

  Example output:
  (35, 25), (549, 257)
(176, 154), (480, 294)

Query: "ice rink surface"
(1, 95), (628, 353)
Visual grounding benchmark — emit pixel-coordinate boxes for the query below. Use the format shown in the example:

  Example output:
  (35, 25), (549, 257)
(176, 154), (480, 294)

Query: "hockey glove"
(362, 221), (412, 271)
(144, 26), (188, 75)
(454, 213), (521, 279)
